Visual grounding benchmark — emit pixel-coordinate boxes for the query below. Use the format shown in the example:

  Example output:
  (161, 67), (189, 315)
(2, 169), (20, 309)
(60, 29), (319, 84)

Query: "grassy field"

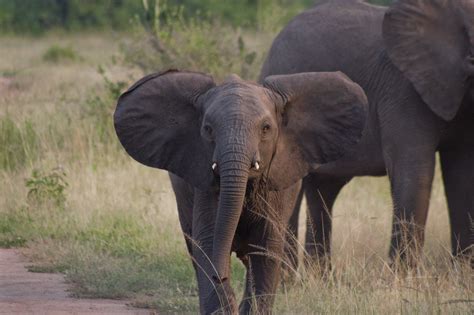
(0, 33), (472, 314)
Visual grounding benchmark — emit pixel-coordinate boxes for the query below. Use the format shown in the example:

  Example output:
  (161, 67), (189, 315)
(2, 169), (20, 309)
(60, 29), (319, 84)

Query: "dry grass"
(0, 33), (472, 314)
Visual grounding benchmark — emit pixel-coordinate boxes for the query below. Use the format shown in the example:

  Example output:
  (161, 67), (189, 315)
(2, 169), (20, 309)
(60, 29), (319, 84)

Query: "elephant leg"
(239, 184), (301, 314)
(239, 235), (283, 315)
(386, 151), (436, 269)
(191, 189), (237, 314)
(283, 185), (304, 274)
(376, 75), (444, 269)
(440, 148), (474, 267)
(304, 174), (349, 271)
(238, 255), (256, 315)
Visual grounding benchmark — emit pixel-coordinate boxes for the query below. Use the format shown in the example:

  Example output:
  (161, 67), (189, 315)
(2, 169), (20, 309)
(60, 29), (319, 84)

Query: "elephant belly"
(316, 155), (386, 178)
(315, 122), (386, 178)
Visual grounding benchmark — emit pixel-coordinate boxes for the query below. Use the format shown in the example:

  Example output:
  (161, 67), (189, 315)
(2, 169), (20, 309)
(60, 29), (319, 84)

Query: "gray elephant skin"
(114, 69), (367, 313)
(261, 0), (474, 269)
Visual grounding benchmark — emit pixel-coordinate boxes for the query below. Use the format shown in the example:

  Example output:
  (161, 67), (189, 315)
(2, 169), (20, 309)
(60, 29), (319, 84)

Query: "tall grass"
(0, 116), (38, 170)
(0, 8), (472, 314)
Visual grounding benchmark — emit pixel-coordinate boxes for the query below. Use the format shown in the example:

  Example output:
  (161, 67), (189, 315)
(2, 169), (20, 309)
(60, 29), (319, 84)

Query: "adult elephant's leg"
(192, 189), (237, 314)
(440, 148), (474, 267)
(386, 150), (436, 268)
(283, 184), (304, 273)
(304, 174), (349, 271)
(379, 87), (442, 268)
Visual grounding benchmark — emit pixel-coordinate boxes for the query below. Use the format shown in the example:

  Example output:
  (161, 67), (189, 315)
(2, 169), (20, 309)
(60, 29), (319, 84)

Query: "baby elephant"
(114, 69), (367, 314)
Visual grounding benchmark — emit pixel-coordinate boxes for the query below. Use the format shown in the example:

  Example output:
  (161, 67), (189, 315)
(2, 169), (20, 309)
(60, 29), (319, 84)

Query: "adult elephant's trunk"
(211, 147), (250, 283)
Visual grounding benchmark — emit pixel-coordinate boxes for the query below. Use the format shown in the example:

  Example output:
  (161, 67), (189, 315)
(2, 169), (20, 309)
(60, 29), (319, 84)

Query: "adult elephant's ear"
(264, 72), (368, 190)
(114, 70), (216, 190)
(383, 0), (474, 121)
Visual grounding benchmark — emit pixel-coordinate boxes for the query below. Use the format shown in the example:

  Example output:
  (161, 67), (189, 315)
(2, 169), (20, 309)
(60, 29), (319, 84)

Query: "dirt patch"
(0, 249), (154, 314)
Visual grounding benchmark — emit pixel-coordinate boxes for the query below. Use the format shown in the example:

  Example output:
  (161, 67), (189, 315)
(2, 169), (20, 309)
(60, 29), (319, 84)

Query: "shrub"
(42, 45), (80, 63)
(122, 1), (261, 81)
(26, 167), (68, 208)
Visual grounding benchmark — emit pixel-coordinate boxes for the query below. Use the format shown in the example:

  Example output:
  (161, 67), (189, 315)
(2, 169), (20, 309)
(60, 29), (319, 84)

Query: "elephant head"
(383, 0), (474, 120)
(114, 69), (367, 285)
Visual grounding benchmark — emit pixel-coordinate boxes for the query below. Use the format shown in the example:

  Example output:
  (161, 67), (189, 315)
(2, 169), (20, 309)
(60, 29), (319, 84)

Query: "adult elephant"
(261, 0), (474, 270)
(114, 69), (367, 314)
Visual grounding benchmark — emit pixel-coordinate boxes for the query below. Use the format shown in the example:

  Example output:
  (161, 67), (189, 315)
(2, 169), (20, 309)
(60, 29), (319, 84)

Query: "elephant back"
(260, 0), (386, 83)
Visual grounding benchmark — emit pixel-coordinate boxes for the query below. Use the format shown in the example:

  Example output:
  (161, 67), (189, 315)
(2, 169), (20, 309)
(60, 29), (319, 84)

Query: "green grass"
(0, 25), (472, 315)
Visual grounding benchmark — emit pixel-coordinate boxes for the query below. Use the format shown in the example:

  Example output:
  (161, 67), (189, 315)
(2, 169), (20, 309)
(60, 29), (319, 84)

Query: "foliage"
(0, 0), (394, 35)
(0, 211), (28, 248)
(122, 1), (264, 80)
(0, 0), (144, 35)
(169, 0), (314, 28)
(42, 45), (80, 63)
(83, 66), (127, 143)
(26, 168), (68, 208)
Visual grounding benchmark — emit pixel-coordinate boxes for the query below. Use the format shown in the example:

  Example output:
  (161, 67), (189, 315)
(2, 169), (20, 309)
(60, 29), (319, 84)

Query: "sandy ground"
(0, 249), (153, 315)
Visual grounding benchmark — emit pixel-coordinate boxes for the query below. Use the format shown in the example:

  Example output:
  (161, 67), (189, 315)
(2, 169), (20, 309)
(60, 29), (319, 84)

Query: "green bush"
(122, 1), (263, 81)
(26, 168), (68, 208)
(42, 45), (80, 63)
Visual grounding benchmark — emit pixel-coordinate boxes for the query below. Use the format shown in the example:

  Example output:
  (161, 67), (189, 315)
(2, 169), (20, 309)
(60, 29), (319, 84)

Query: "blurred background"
(0, 0), (390, 35)
(1, 1), (470, 314)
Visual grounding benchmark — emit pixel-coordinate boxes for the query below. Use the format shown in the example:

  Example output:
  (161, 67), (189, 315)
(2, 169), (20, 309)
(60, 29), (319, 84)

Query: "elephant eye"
(203, 125), (213, 136)
(261, 123), (271, 134)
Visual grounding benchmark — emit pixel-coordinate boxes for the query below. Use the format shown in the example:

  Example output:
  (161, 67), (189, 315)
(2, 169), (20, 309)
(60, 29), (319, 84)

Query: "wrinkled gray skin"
(261, 0), (474, 270)
(114, 70), (367, 314)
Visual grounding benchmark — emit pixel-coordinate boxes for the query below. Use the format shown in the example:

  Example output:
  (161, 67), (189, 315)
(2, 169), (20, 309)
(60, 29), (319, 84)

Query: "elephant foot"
(204, 279), (238, 315)
(239, 295), (273, 315)
(388, 220), (425, 274)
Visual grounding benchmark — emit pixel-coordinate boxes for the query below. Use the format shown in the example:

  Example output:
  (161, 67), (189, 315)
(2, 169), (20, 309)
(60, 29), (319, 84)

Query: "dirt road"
(0, 249), (152, 314)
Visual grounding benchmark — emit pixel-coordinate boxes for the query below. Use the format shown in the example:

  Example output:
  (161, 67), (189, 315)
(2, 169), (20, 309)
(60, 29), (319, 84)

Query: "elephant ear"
(114, 70), (216, 190)
(383, 0), (474, 121)
(264, 72), (368, 190)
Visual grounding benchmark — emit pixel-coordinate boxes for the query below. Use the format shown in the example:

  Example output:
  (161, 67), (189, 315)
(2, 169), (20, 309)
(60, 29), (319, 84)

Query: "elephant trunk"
(211, 146), (250, 283)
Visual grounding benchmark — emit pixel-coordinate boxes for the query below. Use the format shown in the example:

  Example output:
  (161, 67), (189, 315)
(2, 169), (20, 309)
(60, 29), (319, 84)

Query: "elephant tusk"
(254, 162), (260, 170)
(252, 151), (261, 171)
(212, 162), (217, 170)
